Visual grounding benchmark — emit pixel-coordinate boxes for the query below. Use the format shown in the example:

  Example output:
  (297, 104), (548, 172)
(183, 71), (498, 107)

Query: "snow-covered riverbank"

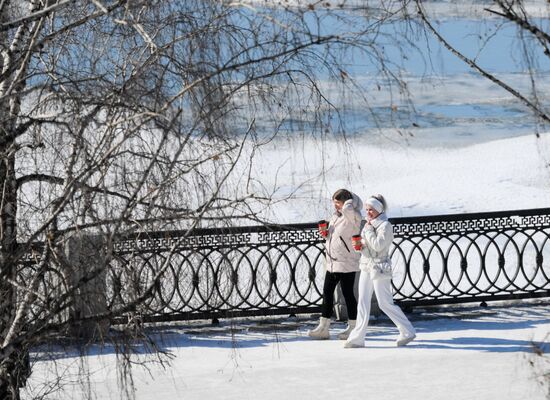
(253, 132), (550, 222)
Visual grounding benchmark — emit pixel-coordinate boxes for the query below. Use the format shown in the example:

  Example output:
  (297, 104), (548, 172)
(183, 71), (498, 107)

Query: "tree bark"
(0, 136), (27, 399)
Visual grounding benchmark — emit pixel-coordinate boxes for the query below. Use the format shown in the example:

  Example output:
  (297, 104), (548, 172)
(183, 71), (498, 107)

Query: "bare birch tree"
(0, 1), (414, 398)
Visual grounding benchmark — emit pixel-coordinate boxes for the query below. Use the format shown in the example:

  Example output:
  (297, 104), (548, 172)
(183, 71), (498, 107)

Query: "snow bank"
(253, 132), (550, 222)
(235, 0), (550, 19)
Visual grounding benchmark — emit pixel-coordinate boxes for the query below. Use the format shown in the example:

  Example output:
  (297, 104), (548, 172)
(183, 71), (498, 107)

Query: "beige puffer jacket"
(324, 193), (363, 273)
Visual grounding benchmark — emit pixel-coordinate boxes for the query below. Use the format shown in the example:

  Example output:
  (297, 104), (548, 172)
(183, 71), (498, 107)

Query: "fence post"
(63, 233), (110, 340)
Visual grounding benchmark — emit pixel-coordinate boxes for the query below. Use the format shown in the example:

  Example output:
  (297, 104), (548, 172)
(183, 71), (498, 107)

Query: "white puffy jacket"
(324, 193), (363, 273)
(358, 213), (394, 275)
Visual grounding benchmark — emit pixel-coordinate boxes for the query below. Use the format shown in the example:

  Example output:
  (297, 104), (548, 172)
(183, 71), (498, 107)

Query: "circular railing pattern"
(109, 232), (327, 320)
(16, 209), (550, 323)
(103, 209), (550, 322)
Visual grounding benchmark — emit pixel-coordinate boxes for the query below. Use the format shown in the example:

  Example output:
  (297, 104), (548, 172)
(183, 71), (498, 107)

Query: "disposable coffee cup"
(318, 220), (328, 237)
(351, 234), (362, 250)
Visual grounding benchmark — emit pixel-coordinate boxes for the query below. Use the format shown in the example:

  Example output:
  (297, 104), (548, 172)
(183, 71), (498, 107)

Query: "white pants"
(346, 270), (415, 346)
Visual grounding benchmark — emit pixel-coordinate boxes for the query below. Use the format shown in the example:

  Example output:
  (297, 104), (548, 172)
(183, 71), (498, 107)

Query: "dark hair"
(332, 189), (353, 202)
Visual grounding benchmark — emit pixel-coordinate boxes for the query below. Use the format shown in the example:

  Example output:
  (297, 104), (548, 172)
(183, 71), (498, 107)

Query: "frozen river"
(242, 2), (550, 222)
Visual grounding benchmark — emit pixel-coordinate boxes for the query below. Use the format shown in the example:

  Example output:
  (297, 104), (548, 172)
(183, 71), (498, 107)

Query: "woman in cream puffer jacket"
(344, 194), (416, 348)
(325, 192), (363, 273)
(308, 189), (363, 340)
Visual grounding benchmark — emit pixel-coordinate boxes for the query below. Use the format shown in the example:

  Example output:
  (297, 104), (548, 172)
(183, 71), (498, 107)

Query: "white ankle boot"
(308, 317), (331, 340)
(343, 340), (363, 348)
(396, 332), (416, 347)
(337, 320), (356, 340)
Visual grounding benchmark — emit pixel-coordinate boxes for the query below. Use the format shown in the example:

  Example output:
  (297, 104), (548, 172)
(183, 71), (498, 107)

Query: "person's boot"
(337, 320), (356, 340)
(396, 332), (416, 347)
(343, 340), (363, 348)
(308, 317), (331, 339)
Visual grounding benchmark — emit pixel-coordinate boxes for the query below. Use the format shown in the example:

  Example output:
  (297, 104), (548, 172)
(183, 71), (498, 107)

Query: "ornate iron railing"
(109, 208), (550, 323)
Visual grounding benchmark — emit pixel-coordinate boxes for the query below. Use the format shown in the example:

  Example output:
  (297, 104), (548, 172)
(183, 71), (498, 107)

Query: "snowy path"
(27, 301), (550, 400)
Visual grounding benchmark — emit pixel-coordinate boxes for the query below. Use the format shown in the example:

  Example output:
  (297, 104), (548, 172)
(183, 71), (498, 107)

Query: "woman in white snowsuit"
(308, 189), (363, 340)
(344, 194), (416, 348)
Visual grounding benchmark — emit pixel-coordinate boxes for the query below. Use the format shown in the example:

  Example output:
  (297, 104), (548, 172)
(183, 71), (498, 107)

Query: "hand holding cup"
(318, 220), (328, 237)
(351, 234), (362, 251)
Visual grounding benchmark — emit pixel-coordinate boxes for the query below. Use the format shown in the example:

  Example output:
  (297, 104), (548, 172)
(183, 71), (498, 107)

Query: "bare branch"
(415, 0), (550, 128)
(484, 1), (550, 57)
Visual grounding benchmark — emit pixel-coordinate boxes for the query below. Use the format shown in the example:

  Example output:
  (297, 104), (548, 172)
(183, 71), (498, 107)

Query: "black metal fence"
(109, 208), (550, 323)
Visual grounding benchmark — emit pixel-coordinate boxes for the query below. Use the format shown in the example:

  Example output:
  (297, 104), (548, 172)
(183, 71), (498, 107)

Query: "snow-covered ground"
(23, 123), (550, 399)
(22, 1), (550, 399)
(253, 132), (550, 222)
(242, 0), (550, 18)
(26, 301), (550, 400)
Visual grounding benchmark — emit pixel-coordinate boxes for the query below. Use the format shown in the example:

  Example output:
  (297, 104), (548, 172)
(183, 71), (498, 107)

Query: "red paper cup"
(351, 234), (362, 250)
(318, 220), (328, 237)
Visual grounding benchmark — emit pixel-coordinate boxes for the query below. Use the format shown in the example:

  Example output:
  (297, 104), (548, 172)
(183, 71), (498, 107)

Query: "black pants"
(321, 271), (358, 320)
